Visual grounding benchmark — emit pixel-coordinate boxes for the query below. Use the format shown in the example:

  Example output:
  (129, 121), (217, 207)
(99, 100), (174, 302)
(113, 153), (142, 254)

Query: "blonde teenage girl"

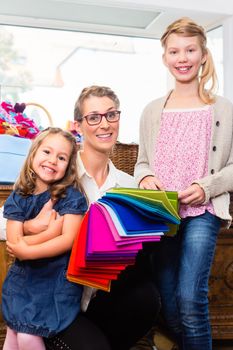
(135, 17), (233, 350)
(2, 128), (87, 350)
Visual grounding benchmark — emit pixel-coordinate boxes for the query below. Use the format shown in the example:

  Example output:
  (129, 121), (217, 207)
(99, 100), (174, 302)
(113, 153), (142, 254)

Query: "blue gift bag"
(0, 135), (31, 184)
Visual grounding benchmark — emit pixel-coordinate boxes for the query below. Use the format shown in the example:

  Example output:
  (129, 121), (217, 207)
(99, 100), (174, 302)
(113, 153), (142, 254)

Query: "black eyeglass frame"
(82, 110), (121, 125)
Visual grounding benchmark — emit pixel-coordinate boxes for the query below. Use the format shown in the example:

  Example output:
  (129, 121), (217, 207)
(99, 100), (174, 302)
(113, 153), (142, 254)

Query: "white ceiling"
(0, 0), (232, 38)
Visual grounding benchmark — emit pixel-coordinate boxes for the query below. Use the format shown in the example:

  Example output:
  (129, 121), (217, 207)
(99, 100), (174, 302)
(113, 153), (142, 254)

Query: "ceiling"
(0, 0), (232, 38)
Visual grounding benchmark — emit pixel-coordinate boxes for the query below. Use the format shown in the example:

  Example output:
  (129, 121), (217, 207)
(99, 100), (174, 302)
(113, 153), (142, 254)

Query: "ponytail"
(199, 48), (218, 104)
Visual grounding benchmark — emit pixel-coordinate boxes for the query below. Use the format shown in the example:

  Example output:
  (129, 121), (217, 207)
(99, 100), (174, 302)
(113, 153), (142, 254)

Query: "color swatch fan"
(67, 188), (180, 291)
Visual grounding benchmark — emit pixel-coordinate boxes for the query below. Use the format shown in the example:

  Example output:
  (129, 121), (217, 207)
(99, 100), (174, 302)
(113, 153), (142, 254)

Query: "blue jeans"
(152, 211), (221, 350)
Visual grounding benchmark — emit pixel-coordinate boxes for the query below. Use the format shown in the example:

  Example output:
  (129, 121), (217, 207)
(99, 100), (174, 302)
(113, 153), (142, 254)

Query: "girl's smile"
(175, 65), (192, 73)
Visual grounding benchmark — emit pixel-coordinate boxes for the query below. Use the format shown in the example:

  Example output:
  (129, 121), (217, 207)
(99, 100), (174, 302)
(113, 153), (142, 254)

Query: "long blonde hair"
(161, 17), (217, 104)
(15, 127), (83, 200)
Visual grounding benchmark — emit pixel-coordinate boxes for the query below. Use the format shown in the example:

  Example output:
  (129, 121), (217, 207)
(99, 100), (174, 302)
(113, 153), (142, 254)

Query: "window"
(0, 25), (167, 143)
(207, 26), (223, 96)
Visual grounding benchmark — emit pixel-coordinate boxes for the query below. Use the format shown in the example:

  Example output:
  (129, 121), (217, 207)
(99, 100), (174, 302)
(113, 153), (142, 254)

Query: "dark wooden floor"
(152, 329), (233, 350)
(213, 340), (233, 349)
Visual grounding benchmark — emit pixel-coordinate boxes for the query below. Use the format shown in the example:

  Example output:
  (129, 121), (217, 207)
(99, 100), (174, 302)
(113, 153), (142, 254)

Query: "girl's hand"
(22, 210), (64, 246)
(139, 175), (164, 190)
(24, 199), (54, 235)
(6, 237), (31, 260)
(47, 210), (64, 238)
(178, 184), (205, 206)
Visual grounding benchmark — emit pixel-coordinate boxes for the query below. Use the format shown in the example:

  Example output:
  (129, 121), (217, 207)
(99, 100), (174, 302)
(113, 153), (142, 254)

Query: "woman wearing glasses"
(15, 86), (160, 350)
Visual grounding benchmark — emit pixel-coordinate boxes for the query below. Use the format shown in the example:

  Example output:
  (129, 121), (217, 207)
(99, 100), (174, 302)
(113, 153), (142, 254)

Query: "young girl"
(134, 17), (233, 350)
(2, 127), (87, 350)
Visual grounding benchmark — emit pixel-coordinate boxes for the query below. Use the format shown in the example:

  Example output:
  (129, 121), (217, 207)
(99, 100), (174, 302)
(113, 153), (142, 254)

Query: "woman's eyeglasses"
(82, 110), (121, 126)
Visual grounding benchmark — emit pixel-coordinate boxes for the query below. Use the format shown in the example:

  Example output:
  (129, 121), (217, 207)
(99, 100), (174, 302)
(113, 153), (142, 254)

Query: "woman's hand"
(139, 175), (164, 190)
(178, 184), (205, 206)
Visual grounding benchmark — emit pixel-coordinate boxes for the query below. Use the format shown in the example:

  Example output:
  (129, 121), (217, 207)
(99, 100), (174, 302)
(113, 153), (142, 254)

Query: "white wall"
(223, 17), (233, 103)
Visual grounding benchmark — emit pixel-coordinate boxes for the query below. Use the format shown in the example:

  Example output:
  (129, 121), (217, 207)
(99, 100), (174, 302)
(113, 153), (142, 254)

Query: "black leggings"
(45, 314), (111, 350)
(45, 248), (161, 350)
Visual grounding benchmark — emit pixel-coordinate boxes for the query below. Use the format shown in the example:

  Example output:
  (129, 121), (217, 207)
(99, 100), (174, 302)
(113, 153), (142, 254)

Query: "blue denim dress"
(2, 186), (87, 337)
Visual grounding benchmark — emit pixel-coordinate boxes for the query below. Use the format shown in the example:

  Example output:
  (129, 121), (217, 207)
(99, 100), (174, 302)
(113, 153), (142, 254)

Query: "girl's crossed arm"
(6, 213), (83, 260)
(23, 199), (54, 235)
(23, 210), (64, 245)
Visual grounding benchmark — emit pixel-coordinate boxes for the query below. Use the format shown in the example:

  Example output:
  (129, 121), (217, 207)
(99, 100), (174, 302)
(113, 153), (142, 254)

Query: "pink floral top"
(154, 105), (214, 219)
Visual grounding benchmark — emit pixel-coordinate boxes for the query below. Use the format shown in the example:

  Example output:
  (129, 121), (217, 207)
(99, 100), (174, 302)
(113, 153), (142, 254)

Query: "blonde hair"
(161, 17), (217, 104)
(74, 85), (120, 122)
(15, 127), (83, 200)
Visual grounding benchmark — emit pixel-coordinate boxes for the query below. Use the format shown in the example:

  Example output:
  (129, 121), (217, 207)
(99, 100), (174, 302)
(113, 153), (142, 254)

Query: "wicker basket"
(26, 102), (53, 127)
(110, 142), (138, 176)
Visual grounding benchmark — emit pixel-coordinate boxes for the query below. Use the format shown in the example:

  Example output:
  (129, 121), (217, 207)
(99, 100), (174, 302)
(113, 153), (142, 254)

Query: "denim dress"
(2, 186), (87, 337)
